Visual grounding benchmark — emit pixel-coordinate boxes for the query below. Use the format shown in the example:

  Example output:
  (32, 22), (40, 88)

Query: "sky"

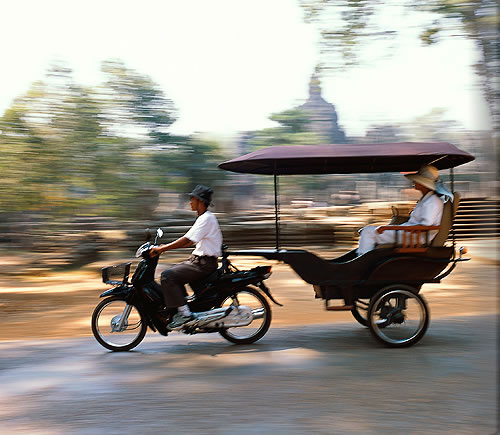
(0, 0), (491, 137)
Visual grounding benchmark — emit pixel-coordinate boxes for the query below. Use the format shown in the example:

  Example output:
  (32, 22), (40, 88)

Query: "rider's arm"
(150, 237), (194, 257)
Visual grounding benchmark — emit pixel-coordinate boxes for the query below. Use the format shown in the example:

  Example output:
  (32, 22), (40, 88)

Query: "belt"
(191, 255), (217, 260)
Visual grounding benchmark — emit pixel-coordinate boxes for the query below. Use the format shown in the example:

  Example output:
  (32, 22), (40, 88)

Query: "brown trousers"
(160, 255), (218, 308)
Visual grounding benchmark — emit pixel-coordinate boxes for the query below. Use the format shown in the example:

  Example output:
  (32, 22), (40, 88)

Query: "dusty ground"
(0, 242), (498, 434)
(0, 242), (497, 341)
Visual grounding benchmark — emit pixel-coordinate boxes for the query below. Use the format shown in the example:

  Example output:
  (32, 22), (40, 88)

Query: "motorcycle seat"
(189, 268), (222, 292)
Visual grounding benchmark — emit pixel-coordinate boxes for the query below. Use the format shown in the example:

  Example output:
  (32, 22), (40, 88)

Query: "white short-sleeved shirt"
(357, 191), (444, 254)
(403, 191), (444, 227)
(184, 210), (222, 257)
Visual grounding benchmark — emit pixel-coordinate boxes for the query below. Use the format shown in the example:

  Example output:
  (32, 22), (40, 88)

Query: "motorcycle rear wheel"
(91, 296), (147, 351)
(218, 287), (271, 345)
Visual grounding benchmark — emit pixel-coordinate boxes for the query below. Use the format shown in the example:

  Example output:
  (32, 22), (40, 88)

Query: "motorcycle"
(91, 228), (281, 351)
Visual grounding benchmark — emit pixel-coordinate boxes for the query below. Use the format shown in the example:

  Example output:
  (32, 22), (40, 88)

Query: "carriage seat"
(376, 192), (460, 253)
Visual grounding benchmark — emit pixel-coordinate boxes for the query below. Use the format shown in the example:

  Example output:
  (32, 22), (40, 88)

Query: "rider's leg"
(160, 256), (217, 328)
(160, 266), (191, 308)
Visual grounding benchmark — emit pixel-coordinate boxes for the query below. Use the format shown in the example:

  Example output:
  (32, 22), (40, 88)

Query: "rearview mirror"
(157, 228), (164, 238)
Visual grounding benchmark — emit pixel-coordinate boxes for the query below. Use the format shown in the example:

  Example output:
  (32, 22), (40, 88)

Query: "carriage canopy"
(218, 142), (474, 175)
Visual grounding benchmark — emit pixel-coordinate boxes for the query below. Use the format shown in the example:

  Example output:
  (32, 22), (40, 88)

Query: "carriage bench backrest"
(430, 192), (460, 247)
(377, 192), (460, 253)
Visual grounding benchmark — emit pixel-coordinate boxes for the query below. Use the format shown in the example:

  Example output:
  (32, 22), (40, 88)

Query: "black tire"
(367, 285), (429, 348)
(218, 287), (272, 345)
(351, 299), (370, 327)
(91, 296), (147, 351)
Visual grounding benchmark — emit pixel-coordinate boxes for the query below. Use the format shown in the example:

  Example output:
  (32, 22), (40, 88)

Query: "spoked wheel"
(218, 287), (271, 344)
(367, 285), (429, 348)
(91, 296), (147, 351)
(351, 299), (370, 326)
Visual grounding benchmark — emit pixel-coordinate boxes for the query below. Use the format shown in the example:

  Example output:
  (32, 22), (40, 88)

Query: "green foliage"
(0, 60), (227, 219)
(248, 108), (322, 149)
(100, 60), (177, 143)
(244, 108), (324, 196)
(149, 135), (227, 195)
(300, 0), (396, 70)
(299, 0), (498, 131)
(419, 27), (441, 45)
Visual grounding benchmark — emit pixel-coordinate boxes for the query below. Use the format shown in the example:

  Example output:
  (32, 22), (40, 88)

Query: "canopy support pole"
(274, 174), (280, 250)
(450, 167), (456, 252)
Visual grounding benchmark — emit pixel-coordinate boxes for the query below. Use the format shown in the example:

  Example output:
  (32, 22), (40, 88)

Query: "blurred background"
(1, 4), (498, 432)
(0, 0), (497, 274)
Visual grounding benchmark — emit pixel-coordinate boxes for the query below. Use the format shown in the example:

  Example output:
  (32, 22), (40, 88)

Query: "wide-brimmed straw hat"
(404, 165), (439, 191)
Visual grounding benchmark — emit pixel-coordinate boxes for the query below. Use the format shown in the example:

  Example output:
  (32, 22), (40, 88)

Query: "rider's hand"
(149, 246), (160, 257)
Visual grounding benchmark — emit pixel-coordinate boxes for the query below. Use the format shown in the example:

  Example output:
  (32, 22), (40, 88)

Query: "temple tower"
(298, 73), (346, 144)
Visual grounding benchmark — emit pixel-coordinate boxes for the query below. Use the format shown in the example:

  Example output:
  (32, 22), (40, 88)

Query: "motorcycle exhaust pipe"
(194, 307), (228, 327)
(251, 307), (265, 319)
(195, 306), (256, 329)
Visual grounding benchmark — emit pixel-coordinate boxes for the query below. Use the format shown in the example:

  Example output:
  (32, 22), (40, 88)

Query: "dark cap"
(188, 184), (213, 205)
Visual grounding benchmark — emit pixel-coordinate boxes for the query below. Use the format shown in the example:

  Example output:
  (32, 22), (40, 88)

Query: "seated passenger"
(357, 165), (444, 255)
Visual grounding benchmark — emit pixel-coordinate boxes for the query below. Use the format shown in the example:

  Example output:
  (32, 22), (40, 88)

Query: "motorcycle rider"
(150, 185), (222, 329)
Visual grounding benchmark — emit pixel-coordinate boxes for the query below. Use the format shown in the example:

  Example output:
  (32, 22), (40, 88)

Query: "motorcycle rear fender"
(256, 282), (283, 306)
(228, 269), (271, 286)
(99, 285), (132, 298)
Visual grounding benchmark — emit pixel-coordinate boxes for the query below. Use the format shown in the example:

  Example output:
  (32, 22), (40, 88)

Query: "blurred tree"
(248, 108), (323, 149)
(245, 108), (326, 198)
(299, 0), (498, 152)
(0, 82), (51, 212)
(400, 108), (463, 142)
(0, 64), (144, 217)
(0, 60), (228, 219)
(100, 60), (177, 144)
(364, 124), (408, 143)
(148, 135), (227, 204)
(414, 0), (500, 119)
(299, 1), (396, 69)
(100, 61), (228, 203)
(414, 0), (498, 150)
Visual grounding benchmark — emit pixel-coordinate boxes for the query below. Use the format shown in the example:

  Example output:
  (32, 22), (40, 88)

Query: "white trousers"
(357, 226), (399, 255)
(357, 225), (438, 255)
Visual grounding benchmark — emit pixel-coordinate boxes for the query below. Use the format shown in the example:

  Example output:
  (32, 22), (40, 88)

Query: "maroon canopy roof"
(218, 142), (475, 175)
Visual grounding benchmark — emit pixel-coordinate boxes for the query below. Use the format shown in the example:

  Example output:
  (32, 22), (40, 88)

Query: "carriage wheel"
(351, 299), (370, 327)
(367, 285), (429, 348)
(352, 298), (391, 328)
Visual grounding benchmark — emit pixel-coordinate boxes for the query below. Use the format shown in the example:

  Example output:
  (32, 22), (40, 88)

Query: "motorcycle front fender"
(99, 285), (133, 298)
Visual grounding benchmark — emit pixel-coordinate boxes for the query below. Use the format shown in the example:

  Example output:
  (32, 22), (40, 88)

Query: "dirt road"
(0, 315), (497, 434)
(0, 241), (498, 433)
(0, 242), (497, 340)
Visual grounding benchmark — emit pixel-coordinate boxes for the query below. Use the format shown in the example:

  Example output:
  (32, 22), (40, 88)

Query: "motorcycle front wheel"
(91, 296), (147, 351)
(218, 287), (271, 345)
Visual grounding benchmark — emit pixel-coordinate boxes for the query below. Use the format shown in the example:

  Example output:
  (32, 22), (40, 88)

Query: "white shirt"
(403, 191), (444, 227)
(184, 210), (223, 257)
(357, 191), (445, 254)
